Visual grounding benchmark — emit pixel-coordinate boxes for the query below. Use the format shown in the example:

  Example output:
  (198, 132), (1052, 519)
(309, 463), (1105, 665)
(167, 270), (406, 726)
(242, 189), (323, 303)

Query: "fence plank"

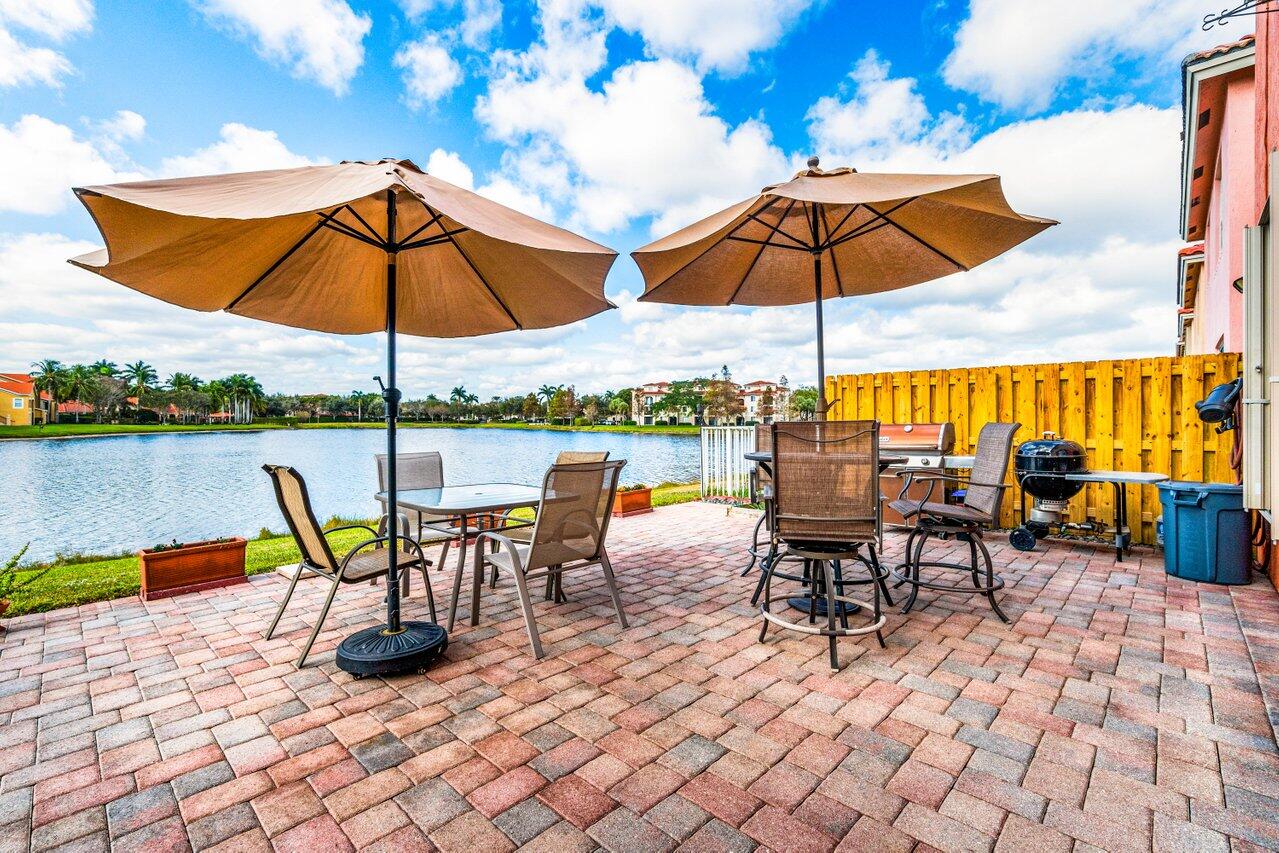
(827, 353), (1240, 545)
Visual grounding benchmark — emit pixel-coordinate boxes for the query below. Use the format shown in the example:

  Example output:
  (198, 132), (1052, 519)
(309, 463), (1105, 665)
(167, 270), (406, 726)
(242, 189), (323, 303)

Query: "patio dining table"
(376, 483), (543, 631)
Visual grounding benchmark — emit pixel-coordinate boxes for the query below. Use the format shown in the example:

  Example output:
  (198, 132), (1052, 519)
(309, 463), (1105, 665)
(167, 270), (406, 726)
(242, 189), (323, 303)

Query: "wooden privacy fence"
(827, 353), (1241, 545)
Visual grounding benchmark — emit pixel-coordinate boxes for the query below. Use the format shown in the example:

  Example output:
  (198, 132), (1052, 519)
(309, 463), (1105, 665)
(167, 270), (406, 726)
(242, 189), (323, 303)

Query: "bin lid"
(1156, 481), (1242, 494)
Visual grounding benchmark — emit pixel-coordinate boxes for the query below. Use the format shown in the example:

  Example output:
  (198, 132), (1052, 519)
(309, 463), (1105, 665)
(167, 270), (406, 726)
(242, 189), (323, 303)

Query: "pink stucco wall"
(1191, 74), (1255, 354)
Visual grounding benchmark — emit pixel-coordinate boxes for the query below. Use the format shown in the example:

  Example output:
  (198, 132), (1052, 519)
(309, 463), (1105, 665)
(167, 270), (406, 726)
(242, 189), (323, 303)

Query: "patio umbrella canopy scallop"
(67, 158), (618, 676)
(70, 159), (616, 336)
(632, 162), (1056, 414)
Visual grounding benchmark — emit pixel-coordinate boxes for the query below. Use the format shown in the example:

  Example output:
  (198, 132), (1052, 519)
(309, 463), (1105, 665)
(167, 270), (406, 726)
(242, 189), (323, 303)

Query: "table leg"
(447, 515), (469, 631)
(1113, 482), (1125, 562)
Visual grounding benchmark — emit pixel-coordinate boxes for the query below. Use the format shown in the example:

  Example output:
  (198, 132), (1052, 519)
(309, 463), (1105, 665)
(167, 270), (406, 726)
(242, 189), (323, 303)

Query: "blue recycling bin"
(1156, 481), (1250, 584)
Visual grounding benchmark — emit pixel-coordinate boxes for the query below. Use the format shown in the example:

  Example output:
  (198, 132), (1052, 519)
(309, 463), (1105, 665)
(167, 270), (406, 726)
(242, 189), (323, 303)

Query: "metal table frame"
(377, 483), (542, 630)
(1014, 470), (1168, 560)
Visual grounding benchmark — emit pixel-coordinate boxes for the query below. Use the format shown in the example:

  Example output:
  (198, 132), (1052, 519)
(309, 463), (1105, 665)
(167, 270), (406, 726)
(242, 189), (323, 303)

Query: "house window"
(12, 398), (23, 409)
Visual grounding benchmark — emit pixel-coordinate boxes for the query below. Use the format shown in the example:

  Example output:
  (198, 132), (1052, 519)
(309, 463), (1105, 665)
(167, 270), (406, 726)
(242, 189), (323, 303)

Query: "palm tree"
(123, 361), (157, 419)
(203, 379), (228, 422)
(449, 386), (468, 405)
(90, 359), (120, 378)
(29, 359), (66, 424)
(537, 384), (559, 404)
(62, 364), (98, 423)
(167, 372), (200, 392)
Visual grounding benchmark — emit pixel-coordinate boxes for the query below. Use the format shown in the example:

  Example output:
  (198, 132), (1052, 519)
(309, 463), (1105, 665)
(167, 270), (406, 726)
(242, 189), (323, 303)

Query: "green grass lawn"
(3, 482), (704, 617)
(0, 421), (701, 440)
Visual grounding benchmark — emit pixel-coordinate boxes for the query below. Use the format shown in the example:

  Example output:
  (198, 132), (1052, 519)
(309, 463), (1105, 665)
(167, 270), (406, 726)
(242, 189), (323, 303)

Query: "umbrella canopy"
(632, 161), (1055, 415)
(69, 158), (617, 675)
(71, 158), (616, 336)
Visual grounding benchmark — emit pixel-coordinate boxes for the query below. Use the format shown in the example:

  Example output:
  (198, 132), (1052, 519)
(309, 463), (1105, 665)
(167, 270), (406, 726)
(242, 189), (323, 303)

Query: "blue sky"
(0, 1), (1251, 398)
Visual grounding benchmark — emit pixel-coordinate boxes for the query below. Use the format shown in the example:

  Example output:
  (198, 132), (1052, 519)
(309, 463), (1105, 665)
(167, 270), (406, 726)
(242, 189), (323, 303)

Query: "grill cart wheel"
(1009, 526), (1038, 552)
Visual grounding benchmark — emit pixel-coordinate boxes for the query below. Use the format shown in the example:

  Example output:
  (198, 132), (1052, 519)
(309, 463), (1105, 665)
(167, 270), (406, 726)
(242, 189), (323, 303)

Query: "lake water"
(1, 428), (700, 562)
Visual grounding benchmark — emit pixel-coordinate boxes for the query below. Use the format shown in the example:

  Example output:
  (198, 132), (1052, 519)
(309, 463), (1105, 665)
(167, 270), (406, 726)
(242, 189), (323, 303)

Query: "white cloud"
(807, 50), (968, 163)
(593, 0), (817, 74)
(95, 109), (146, 143)
(193, 0), (371, 95)
(401, 0), (502, 48)
(943, 0), (1251, 112)
(0, 0), (93, 88)
(807, 56), (1180, 252)
(479, 38), (788, 233)
(0, 115), (142, 214)
(394, 34), (463, 108)
(159, 123), (325, 177)
(425, 147), (554, 221)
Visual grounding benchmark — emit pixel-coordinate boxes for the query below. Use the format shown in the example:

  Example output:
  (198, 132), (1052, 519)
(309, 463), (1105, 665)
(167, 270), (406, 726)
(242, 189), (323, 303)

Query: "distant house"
(631, 378), (790, 425)
(0, 373), (50, 426)
(1178, 35), (1256, 355)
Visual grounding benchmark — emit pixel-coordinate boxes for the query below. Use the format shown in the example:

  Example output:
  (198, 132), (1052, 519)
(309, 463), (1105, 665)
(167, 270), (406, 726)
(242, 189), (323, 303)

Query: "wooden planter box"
(139, 537), (248, 601)
(612, 488), (653, 518)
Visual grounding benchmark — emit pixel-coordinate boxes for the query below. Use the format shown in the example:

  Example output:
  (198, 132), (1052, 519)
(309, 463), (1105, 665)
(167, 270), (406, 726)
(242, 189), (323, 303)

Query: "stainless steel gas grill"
(879, 423), (956, 527)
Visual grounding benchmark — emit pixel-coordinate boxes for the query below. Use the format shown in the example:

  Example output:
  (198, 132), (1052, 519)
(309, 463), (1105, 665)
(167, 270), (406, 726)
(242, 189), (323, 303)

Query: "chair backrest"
(771, 420), (880, 545)
(525, 460), (625, 571)
(964, 422), (1020, 518)
(262, 465), (339, 574)
(555, 450), (609, 464)
(376, 451), (444, 491)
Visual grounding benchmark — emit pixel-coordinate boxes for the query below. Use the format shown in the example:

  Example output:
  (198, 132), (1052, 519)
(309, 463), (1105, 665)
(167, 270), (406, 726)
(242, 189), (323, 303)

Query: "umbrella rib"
(321, 218), (385, 249)
(226, 213), (335, 310)
(825, 198), (916, 250)
(821, 204), (862, 245)
(725, 235), (810, 250)
(865, 202), (969, 271)
(432, 214), (522, 330)
(341, 204), (387, 244)
(737, 211), (810, 249)
(817, 206), (845, 297)
(398, 227), (470, 252)
(640, 198), (781, 302)
(396, 207), (445, 247)
(726, 198), (798, 305)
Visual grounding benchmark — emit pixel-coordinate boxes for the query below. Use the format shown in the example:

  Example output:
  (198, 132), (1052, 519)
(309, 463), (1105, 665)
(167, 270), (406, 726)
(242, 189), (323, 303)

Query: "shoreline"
(0, 421), (702, 442)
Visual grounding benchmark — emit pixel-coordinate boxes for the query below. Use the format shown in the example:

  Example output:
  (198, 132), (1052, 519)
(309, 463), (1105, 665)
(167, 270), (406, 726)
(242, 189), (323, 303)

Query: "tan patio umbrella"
(69, 158), (616, 675)
(632, 158), (1056, 417)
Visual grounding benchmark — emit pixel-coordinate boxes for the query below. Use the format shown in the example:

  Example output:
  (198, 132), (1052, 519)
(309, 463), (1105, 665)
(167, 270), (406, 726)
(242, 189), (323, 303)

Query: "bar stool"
(757, 420), (889, 670)
(887, 422), (1020, 622)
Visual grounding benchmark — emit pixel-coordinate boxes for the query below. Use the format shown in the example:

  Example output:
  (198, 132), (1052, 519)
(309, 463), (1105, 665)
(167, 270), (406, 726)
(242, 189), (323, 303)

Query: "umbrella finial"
(807, 156), (820, 170)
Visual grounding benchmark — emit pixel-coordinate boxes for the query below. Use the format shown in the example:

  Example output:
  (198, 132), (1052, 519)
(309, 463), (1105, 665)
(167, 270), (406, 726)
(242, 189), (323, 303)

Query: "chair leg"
(419, 557), (437, 624)
(903, 529), (927, 614)
(966, 535), (982, 588)
(872, 556), (886, 649)
(741, 511), (766, 576)
(266, 564), (304, 640)
(750, 540), (777, 606)
(599, 550), (628, 629)
(446, 542), (466, 632)
(807, 560), (818, 625)
(759, 547), (777, 642)
(832, 559), (849, 631)
(868, 544), (894, 608)
(894, 527), (917, 589)
(974, 534), (1009, 623)
(297, 577), (342, 668)
(819, 559), (840, 670)
(509, 562), (545, 659)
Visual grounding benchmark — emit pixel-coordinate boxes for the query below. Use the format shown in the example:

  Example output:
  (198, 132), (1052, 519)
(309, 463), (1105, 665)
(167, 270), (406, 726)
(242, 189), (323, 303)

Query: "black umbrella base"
(336, 621), (447, 677)
(787, 594), (862, 617)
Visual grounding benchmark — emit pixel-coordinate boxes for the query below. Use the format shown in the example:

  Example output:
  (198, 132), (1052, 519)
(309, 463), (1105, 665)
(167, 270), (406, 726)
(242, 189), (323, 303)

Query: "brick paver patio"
(3, 501), (1279, 852)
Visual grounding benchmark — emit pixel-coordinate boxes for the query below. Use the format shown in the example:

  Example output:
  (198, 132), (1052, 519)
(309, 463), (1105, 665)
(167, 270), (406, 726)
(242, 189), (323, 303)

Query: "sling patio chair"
(477, 459), (628, 658)
(497, 450), (610, 601)
(757, 420), (889, 670)
(887, 421), (1020, 622)
(263, 464), (435, 668)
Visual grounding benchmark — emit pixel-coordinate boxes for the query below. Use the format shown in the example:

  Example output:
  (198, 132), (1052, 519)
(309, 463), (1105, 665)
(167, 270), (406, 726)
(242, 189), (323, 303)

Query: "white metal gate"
(700, 426), (755, 500)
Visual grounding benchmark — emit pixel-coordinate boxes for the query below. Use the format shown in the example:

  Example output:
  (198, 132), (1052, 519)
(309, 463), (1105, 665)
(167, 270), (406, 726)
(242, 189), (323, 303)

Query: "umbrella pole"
(385, 201), (401, 633)
(814, 254), (825, 421)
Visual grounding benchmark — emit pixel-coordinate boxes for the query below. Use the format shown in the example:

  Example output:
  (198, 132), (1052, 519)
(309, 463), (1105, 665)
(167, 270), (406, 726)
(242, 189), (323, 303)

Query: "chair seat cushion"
(343, 548), (426, 581)
(887, 499), (992, 524)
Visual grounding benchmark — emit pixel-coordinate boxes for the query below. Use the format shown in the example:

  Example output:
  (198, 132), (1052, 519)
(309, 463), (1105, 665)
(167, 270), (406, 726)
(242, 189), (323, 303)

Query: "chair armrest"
(324, 523), (379, 537)
(477, 530), (525, 571)
(911, 474), (1010, 490)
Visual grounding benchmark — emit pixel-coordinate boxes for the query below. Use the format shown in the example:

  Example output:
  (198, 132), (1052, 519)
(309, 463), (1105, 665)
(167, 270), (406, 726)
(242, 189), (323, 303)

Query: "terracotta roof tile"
(1184, 34), (1255, 66)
